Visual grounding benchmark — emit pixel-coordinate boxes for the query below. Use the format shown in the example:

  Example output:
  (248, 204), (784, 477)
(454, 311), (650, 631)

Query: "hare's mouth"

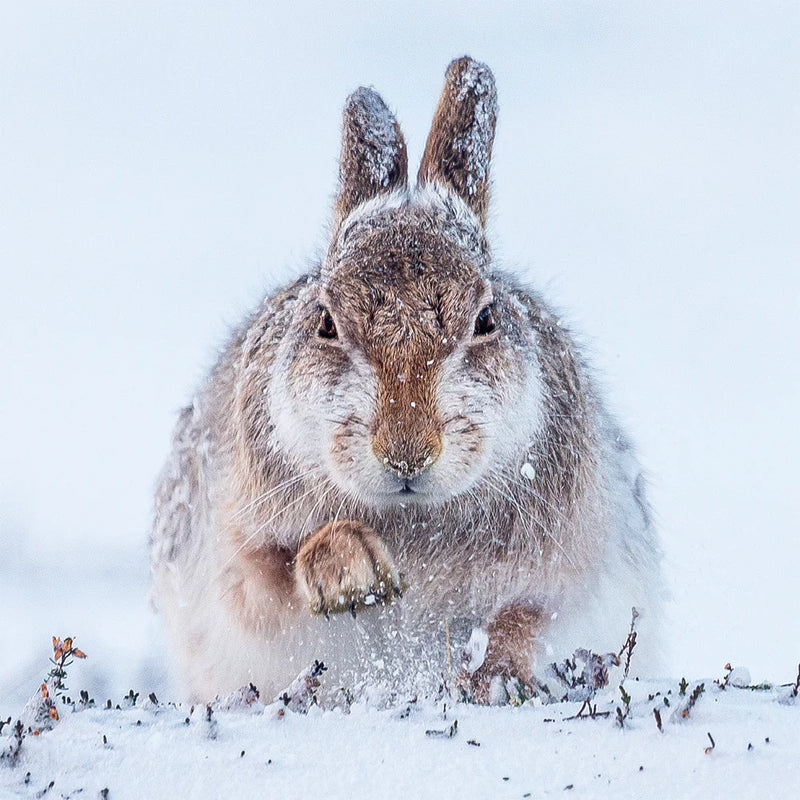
(380, 475), (437, 506)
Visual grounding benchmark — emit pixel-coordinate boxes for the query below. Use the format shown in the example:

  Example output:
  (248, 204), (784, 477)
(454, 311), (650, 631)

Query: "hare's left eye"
(317, 307), (338, 339)
(474, 304), (496, 336)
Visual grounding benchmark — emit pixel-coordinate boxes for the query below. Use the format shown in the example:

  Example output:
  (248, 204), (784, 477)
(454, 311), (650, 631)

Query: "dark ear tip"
(444, 56), (497, 99)
(345, 86), (391, 118)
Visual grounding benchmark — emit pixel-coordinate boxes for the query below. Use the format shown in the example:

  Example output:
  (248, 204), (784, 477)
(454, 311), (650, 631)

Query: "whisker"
(230, 467), (321, 521)
(220, 483), (322, 572)
(297, 481), (338, 540)
(480, 472), (577, 569)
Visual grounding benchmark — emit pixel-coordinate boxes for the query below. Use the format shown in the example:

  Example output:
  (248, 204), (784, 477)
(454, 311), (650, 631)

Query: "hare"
(150, 56), (664, 704)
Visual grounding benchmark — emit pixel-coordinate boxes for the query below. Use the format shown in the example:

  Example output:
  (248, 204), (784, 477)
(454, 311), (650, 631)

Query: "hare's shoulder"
(150, 401), (211, 567)
(150, 273), (317, 568)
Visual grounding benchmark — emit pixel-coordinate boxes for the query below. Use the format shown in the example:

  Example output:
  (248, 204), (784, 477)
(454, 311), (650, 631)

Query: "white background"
(1, 1), (797, 701)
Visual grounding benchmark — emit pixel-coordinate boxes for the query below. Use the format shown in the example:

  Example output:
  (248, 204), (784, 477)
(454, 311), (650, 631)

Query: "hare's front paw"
(294, 520), (401, 617)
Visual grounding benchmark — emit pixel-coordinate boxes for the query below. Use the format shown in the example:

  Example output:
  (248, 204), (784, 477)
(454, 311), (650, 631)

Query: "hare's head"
(269, 58), (542, 507)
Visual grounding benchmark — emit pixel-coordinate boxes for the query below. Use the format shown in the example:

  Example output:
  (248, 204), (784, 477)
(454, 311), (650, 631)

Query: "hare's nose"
(373, 432), (442, 478)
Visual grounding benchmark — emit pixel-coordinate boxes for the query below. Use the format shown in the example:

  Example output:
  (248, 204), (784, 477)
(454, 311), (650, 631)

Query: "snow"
(450, 58), (497, 196)
(2, 671), (799, 799)
(346, 87), (404, 189)
(521, 462), (536, 481)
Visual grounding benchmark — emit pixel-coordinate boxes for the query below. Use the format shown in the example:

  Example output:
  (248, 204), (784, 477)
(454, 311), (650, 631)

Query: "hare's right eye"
(317, 307), (338, 340)
(474, 304), (496, 336)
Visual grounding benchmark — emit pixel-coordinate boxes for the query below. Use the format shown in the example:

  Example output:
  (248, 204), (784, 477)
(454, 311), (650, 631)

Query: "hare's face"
(277, 206), (538, 507)
(269, 57), (542, 507)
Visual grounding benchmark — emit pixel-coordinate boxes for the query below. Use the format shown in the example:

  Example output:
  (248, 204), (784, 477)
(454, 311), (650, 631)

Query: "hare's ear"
(417, 57), (497, 226)
(334, 87), (408, 227)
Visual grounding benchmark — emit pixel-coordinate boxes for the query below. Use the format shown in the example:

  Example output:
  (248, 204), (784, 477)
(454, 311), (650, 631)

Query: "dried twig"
(618, 608), (639, 682)
(679, 683), (705, 719)
(653, 707), (663, 732)
(565, 698), (610, 721)
(715, 663), (734, 690)
(425, 719), (458, 738)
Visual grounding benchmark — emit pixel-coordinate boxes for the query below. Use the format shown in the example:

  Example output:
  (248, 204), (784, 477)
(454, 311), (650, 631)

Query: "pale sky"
(1, 1), (798, 690)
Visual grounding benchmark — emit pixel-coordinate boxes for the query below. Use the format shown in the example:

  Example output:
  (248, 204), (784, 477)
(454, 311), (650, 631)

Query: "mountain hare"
(151, 56), (664, 704)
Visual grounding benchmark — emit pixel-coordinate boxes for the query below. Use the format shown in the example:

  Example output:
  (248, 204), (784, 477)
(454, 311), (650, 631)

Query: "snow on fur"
(452, 58), (497, 196)
(346, 87), (405, 189)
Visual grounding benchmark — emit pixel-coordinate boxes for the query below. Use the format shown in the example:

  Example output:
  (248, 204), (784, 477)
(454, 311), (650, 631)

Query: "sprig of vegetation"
(618, 608), (639, 682)
(679, 683), (705, 719)
(48, 636), (87, 697)
(616, 684), (632, 728)
(36, 636), (88, 725)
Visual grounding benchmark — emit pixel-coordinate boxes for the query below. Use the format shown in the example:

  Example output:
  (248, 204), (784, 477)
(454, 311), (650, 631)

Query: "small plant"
(47, 637), (87, 699)
(678, 683), (705, 720)
(715, 663), (734, 690)
(792, 664), (800, 699)
(273, 660), (327, 715)
(616, 684), (632, 728)
(547, 649), (620, 704)
(26, 636), (88, 733)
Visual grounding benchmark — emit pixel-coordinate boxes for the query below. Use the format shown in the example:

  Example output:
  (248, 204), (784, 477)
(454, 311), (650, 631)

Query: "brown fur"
(151, 56), (659, 703)
(225, 538), (297, 631)
(334, 88), (407, 228)
(418, 57), (497, 225)
(460, 602), (545, 703)
(294, 520), (401, 614)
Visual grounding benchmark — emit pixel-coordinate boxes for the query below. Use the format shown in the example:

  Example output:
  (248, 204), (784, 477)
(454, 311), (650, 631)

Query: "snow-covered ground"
(3, 657), (799, 800)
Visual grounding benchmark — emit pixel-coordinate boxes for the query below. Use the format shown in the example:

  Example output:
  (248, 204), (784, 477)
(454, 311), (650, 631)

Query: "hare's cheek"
(330, 417), (371, 466)
(287, 347), (350, 406)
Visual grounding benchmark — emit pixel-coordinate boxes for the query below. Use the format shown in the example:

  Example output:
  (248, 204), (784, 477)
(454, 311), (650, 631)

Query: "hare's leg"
(221, 541), (301, 633)
(294, 520), (402, 617)
(459, 601), (544, 704)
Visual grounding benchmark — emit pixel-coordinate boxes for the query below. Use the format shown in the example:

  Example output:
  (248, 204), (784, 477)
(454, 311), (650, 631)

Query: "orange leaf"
(54, 649), (63, 662)
(40, 683), (49, 698)
(48, 706), (59, 720)
(72, 648), (87, 659)
(64, 637), (73, 651)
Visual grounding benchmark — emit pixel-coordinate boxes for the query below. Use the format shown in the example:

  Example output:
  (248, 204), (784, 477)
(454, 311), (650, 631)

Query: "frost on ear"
(334, 87), (408, 228)
(417, 56), (498, 226)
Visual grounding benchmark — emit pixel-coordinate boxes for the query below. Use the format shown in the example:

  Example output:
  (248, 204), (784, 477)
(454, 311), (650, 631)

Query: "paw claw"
(294, 520), (401, 618)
